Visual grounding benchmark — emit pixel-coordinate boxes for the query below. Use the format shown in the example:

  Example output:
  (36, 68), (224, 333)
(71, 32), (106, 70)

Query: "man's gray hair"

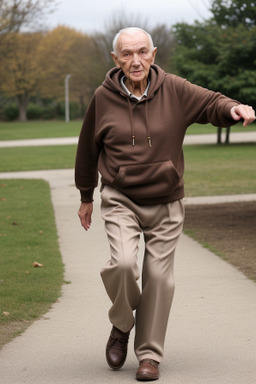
(112, 27), (155, 56)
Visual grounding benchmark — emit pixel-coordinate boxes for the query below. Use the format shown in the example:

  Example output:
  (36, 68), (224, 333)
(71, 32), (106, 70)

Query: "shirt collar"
(120, 76), (150, 101)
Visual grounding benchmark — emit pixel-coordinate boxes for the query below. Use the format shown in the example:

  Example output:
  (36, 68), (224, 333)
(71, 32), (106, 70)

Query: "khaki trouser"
(100, 185), (184, 363)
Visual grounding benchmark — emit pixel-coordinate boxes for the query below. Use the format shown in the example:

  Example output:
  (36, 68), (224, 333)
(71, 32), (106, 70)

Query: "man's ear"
(111, 52), (120, 68)
(151, 47), (158, 64)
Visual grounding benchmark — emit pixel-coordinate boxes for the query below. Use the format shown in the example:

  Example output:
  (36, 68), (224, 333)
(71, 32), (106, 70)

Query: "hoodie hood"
(102, 64), (166, 98)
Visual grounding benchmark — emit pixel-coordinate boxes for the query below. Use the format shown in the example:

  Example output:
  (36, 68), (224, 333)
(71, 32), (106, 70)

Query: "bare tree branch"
(0, 0), (57, 36)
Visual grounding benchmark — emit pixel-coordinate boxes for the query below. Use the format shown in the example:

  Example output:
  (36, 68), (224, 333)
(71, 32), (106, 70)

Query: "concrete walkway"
(0, 167), (255, 383)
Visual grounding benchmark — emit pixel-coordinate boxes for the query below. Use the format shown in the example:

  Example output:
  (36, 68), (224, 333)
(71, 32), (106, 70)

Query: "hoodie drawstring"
(127, 98), (135, 146)
(127, 97), (152, 148)
(145, 100), (152, 148)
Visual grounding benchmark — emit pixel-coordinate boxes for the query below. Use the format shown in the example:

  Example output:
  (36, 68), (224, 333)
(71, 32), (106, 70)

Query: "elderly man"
(75, 27), (255, 381)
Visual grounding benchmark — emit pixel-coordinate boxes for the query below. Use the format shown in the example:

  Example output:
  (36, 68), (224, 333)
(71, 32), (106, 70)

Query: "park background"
(0, 0), (256, 121)
(0, 0), (255, 348)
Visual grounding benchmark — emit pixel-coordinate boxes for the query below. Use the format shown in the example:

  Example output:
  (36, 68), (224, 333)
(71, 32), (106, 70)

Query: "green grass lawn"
(0, 121), (82, 140)
(183, 143), (256, 196)
(0, 145), (77, 172)
(0, 179), (64, 347)
(0, 120), (255, 140)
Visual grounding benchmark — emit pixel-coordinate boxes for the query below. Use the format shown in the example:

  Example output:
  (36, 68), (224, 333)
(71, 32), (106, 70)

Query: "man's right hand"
(77, 202), (93, 231)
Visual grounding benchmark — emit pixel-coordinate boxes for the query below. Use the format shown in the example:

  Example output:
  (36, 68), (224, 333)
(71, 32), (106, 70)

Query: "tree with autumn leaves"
(0, 32), (43, 121)
(0, 0), (58, 120)
(37, 26), (107, 114)
(0, 25), (105, 120)
(0, 0), (106, 121)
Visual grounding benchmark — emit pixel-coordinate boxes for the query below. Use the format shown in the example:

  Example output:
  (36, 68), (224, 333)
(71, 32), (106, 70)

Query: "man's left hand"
(230, 105), (255, 127)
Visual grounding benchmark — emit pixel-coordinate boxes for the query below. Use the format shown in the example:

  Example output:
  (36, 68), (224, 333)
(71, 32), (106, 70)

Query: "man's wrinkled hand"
(230, 105), (255, 127)
(78, 202), (93, 231)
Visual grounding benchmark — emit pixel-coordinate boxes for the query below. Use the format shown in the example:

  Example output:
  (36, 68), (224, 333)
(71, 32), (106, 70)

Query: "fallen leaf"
(33, 262), (43, 268)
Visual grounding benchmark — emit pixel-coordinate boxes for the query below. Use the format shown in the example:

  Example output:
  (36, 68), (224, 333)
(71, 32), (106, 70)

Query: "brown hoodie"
(75, 65), (238, 205)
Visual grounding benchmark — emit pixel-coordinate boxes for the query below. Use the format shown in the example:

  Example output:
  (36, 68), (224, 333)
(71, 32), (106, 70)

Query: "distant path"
(0, 137), (78, 147)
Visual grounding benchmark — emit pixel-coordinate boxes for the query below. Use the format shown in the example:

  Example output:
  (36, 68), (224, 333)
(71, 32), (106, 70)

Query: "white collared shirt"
(121, 76), (150, 101)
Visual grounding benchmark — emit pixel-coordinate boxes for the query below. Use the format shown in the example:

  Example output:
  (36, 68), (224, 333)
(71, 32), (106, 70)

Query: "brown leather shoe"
(106, 326), (130, 370)
(136, 359), (159, 381)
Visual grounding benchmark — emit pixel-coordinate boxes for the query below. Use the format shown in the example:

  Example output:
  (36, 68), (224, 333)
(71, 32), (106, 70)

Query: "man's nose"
(132, 53), (140, 65)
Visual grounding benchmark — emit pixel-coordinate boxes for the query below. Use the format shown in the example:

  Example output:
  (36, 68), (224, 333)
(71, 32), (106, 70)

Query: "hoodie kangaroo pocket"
(113, 160), (180, 199)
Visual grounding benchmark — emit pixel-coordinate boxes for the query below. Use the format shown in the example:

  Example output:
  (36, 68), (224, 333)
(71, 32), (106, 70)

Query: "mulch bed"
(183, 201), (256, 282)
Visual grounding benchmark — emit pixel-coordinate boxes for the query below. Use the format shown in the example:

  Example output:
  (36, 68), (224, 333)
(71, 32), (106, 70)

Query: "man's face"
(111, 31), (157, 85)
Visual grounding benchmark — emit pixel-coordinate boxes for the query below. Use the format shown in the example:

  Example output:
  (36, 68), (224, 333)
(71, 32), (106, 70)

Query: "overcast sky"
(46, 0), (212, 33)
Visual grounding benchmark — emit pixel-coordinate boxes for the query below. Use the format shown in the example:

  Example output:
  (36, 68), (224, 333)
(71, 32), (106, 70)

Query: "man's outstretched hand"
(78, 202), (93, 231)
(230, 105), (255, 127)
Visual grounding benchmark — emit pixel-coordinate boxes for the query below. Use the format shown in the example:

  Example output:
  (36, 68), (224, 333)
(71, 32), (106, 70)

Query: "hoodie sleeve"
(179, 79), (239, 128)
(75, 95), (101, 203)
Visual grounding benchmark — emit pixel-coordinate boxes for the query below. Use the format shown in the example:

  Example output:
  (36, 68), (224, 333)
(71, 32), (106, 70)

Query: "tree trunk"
(217, 127), (230, 144)
(16, 93), (29, 121)
(217, 127), (222, 144)
(225, 127), (230, 144)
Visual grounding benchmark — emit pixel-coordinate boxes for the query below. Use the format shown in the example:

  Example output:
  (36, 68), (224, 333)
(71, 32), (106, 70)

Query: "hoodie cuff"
(226, 102), (240, 120)
(80, 188), (94, 203)
(219, 101), (240, 127)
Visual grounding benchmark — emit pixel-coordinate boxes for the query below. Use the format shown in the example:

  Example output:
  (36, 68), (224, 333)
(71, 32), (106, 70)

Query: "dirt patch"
(0, 320), (32, 350)
(184, 201), (256, 282)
